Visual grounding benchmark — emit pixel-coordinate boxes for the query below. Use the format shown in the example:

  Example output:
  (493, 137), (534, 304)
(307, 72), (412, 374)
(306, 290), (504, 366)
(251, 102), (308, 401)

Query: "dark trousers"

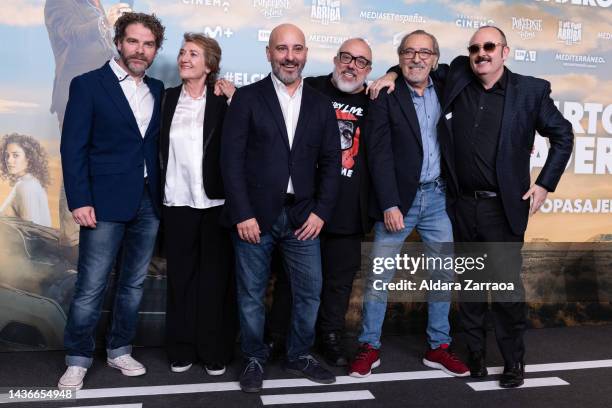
(268, 232), (362, 338)
(163, 205), (237, 364)
(454, 196), (526, 365)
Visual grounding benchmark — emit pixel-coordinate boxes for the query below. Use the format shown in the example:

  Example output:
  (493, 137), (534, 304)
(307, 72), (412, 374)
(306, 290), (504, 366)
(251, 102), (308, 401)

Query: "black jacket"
(160, 84), (228, 201)
(365, 65), (452, 221)
(439, 56), (574, 235)
(220, 75), (341, 233)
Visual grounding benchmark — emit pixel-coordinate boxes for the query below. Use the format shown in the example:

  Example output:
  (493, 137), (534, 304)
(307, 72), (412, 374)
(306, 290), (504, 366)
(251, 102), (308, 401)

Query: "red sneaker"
(348, 344), (380, 378)
(423, 344), (469, 377)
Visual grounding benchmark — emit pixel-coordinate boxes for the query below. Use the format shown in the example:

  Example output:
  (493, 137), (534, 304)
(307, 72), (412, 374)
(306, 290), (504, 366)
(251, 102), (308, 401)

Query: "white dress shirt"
(270, 73), (304, 194)
(109, 58), (154, 177)
(163, 85), (225, 209)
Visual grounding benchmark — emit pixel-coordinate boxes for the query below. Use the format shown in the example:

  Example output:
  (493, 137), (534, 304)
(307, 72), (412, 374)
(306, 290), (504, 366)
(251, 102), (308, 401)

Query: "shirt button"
(479, 106), (484, 110)
(474, 124), (479, 128)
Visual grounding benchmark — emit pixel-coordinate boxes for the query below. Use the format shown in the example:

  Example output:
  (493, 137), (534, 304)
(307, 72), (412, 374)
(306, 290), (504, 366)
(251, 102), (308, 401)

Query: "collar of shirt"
(180, 83), (207, 101)
(109, 58), (145, 84)
(471, 67), (508, 92)
(271, 72), (304, 99)
(404, 76), (434, 98)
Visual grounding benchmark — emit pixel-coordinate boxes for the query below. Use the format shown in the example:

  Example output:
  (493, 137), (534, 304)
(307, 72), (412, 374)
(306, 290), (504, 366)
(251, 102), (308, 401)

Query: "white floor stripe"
(467, 377), (569, 391)
(74, 369), (451, 400)
(484, 359), (612, 375)
(2, 358), (610, 403)
(261, 390), (374, 405)
(61, 404), (142, 408)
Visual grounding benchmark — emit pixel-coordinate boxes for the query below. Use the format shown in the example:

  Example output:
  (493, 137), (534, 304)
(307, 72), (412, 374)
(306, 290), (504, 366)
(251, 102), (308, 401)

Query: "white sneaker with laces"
(107, 354), (146, 376)
(58, 366), (87, 390)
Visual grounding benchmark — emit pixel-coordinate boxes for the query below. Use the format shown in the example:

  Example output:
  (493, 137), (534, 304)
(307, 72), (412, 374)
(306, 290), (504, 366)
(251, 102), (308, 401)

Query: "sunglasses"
(467, 42), (505, 54)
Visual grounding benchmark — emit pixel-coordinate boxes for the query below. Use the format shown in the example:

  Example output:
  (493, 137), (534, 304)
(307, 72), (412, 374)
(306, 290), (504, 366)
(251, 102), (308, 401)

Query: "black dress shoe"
(318, 332), (348, 367)
(170, 361), (193, 373)
(500, 362), (524, 388)
(468, 351), (488, 378)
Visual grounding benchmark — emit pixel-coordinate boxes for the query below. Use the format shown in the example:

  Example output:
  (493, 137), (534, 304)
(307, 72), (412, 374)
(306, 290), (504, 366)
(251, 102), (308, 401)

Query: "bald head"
(338, 38), (372, 61)
(268, 24), (306, 49)
(266, 23), (308, 86)
(470, 26), (507, 47)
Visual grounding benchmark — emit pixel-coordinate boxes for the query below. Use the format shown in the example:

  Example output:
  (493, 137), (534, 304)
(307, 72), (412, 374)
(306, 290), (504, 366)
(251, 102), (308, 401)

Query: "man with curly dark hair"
(0, 133), (52, 227)
(58, 12), (165, 390)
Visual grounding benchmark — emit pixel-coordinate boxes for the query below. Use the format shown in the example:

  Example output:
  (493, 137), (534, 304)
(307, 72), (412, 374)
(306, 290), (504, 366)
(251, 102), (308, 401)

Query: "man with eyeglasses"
(348, 30), (469, 379)
(371, 25), (574, 387)
(265, 38), (375, 367)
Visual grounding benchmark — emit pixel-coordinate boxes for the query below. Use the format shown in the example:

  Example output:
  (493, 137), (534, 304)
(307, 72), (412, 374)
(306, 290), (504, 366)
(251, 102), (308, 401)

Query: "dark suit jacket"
(439, 56), (574, 235)
(221, 75), (341, 233)
(61, 62), (163, 221)
(160, 85), (227, 201)
(365, 67), (453, 221)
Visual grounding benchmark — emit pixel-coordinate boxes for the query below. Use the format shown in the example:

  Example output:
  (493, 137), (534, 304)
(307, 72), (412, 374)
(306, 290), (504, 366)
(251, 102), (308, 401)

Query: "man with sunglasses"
(367, 25), (573, 388)
(265, 38), (375, 367)
(348, 30), (469, 379)
(440, 26), (573, 388)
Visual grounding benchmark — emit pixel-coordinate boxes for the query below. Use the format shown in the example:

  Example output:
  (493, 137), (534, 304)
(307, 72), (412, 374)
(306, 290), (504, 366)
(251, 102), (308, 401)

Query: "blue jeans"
(64, 188), (159, 368)
(359, 179), (454, 349)
(233, 207), (322, 362)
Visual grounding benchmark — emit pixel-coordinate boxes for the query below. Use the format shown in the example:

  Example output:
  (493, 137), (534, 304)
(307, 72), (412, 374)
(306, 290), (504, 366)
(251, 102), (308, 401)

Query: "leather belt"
(463, 190), (498, 199)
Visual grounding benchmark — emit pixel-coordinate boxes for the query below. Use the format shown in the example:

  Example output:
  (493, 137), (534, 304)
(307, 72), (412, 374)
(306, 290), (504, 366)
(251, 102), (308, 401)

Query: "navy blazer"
(60, 61), (163, 221)
(221, 75), (341, 233)
(439, 56), (574, 235)
(365, 67), (452, 221)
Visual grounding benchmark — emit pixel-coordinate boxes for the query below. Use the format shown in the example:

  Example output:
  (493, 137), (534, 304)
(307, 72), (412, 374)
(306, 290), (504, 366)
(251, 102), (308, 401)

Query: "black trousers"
(267, 232), (362, 338)
(454, 196), (526, 365)
(163, 205), (237, 364)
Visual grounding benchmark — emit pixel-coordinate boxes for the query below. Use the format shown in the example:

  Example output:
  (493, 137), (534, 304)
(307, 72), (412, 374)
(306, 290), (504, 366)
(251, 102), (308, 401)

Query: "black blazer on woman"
(160, 84), (228, 201)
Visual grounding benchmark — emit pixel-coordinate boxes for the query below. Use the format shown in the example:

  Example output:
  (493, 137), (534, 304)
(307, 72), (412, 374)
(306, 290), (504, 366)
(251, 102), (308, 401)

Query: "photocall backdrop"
(0, 0), (610, 351)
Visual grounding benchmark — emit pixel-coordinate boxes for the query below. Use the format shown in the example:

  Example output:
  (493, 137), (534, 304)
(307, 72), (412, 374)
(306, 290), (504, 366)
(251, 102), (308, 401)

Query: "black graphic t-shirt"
(305, 74), (369, 234)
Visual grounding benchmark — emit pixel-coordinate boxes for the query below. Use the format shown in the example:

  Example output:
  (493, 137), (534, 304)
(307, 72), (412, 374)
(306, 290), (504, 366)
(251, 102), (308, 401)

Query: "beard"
(120, 51), (151, 76)
(332, 69), (363, 94)
(271, 58), (305, 85)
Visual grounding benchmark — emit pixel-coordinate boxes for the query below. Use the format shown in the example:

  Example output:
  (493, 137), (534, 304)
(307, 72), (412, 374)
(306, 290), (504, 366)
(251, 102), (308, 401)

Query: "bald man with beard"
(221, 23), (340, 393)
(265, 38), (374, 368)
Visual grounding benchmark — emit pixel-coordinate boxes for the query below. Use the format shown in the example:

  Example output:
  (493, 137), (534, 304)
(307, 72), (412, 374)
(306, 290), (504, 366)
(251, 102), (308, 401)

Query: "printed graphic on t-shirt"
(334, 105), (362, 178)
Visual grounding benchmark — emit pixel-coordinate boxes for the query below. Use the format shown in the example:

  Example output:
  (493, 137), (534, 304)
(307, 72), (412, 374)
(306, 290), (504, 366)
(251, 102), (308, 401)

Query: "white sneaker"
(58, 366), (87, 390)
(107, 354), (146, 376)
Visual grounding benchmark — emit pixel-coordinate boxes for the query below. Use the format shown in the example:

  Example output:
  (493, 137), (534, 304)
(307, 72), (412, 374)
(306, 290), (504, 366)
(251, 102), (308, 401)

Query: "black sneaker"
(318, 332), (347, 367)
(284, 355), (336, 384)
(170, 361), (193, 373)
(204, 363), (226, 376)
(239, 358), (264, 393)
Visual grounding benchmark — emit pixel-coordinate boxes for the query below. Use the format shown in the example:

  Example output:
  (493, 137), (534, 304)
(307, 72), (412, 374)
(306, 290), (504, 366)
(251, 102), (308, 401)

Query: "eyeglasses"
(467, 42), (505, 54)
(337, 52), (371, 69)
(398, 48), (436, 60)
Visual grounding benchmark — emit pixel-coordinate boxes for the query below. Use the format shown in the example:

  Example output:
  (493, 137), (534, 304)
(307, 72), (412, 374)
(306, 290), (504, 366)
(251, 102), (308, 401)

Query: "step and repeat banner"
(0, 0), (610, 351)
